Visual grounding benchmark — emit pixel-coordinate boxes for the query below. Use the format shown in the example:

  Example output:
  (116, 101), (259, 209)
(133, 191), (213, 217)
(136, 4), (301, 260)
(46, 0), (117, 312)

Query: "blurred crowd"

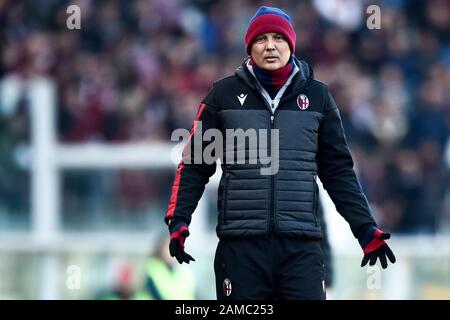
(0, 0), (449, 233)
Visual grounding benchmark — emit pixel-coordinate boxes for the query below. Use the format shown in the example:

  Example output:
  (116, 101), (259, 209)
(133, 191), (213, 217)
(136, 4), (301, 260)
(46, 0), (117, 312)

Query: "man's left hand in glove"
(358, 225), (396, 269)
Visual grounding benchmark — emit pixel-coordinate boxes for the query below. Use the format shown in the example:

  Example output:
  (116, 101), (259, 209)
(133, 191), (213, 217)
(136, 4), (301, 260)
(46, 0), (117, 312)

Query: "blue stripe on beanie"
(249, 6), (292, 24)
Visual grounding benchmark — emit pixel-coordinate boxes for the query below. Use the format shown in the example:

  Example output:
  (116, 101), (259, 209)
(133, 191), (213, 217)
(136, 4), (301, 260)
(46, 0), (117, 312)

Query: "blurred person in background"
(134, 235), (196, 300)
(0, 96), (30, 228)
(95, 264), (135, 300)
(164, 6), (395, 300)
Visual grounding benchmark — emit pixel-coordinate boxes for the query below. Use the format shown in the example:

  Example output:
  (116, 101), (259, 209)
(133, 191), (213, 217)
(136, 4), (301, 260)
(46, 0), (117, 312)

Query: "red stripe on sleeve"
(165, 104), (207, 223)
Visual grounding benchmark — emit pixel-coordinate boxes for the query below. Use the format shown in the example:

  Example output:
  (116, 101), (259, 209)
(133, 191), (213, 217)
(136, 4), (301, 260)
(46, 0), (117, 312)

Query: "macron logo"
(237, 93), (247, 106)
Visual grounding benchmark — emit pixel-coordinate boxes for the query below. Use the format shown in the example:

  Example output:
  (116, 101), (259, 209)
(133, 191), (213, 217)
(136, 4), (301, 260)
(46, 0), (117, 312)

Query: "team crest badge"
(297, 94), (309, 110)
(223, 278), (232, 297)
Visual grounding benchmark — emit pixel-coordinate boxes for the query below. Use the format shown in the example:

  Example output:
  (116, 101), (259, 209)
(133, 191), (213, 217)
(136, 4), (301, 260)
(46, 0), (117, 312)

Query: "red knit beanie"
(245, 6), (296, 55)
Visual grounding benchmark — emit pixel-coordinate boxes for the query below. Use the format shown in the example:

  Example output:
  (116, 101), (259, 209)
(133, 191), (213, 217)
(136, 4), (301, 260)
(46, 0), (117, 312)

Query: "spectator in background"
(95, 264), (135, 300)
(135, 235), (196, 300)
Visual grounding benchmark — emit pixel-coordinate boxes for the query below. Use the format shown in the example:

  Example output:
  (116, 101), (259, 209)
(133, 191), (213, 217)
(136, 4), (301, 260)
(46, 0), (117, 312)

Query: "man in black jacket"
(165, 6), (395, 300)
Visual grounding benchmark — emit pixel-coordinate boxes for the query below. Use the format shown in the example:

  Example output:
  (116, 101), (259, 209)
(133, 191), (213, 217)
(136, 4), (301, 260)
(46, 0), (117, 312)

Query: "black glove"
(168, 220), (195, 264)
(357, 225), (396, 269)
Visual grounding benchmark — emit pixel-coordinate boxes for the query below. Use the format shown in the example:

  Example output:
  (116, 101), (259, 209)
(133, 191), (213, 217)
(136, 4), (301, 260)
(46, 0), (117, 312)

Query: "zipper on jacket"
(222, 172), (230, 225)
(255, 94), (278, 234)
(268, 109), (276, 233)
(313, 174), (318, 226)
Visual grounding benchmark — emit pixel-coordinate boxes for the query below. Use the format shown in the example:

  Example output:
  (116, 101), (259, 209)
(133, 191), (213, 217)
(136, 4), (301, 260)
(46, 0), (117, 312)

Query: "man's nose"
(266, 38), (276, 50)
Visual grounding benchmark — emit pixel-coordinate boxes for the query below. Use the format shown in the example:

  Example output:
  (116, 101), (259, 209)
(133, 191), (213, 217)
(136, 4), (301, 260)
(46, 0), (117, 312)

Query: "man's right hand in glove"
(168, 220), (195, 264)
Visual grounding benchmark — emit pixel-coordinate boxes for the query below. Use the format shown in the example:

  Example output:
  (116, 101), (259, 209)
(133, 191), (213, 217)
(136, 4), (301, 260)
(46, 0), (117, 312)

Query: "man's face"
(250, 32), (291, 71)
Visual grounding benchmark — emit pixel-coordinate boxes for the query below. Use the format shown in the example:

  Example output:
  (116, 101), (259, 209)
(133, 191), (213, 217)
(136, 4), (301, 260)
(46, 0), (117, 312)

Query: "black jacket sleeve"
(164, 86), (219, 226)
(317, 86), (376, 237)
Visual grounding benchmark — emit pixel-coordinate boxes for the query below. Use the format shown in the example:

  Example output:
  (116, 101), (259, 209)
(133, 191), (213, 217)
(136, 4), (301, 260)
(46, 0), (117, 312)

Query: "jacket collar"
(235, 56), (314, 98)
